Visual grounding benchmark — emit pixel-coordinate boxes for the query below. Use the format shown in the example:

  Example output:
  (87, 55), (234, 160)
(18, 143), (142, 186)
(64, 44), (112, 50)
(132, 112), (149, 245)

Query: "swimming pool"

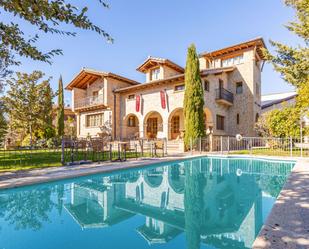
(0, 156), (294, 249)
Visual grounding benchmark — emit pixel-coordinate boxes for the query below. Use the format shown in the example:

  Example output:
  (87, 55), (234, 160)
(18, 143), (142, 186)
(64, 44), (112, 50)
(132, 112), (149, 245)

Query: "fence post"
(109, 144), (112, 161)
(141, 139), (144, 157)
(199, 137), (202, 154)
(164, 138), (167, 156)
(290, 136), (293, 157)
(71, 139), (74, 164)
(250, 138), (252, 156)
(135, 143), (138, 159)
(61, 137), (65, 165)
(190, 138), (193, 155)
(220, 136), (223, 154)
(123, 144), (127, 161)
(227, 136), (230, 153)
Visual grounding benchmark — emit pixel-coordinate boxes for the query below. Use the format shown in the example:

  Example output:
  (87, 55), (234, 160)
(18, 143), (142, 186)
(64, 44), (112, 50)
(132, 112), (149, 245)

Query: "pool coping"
(0, 153), (308, 248)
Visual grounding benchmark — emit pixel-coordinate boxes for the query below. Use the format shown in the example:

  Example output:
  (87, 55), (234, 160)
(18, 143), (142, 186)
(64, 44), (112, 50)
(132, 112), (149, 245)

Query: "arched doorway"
(144, 111), (163, 139)
(123, 114), (139, 139)
(168, 108), (184, 140)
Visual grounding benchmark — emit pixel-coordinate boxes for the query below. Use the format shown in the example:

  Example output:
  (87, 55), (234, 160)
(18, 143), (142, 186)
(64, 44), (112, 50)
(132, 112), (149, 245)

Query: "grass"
(228, 148), (309, 157)
(0, 148), (159, 172)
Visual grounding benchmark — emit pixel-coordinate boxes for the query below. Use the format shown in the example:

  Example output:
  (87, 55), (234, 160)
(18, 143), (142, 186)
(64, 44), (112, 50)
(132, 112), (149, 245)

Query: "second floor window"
(204, 80), (209, 92)
(216, 115), (225, 130)
(174, 84), (185, 91)
(86, 114), (103, 127)
(92, 91), (99, 98)
(222, 54), (244, 67)
(151, 68), (160, 81)
(236, 82), (243, 94)
(128, 116), (137, 127)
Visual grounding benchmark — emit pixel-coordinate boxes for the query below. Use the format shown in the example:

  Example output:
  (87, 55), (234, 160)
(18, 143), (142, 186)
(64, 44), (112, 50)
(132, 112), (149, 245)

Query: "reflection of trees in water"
(184, 160), (205, 249)
(259, 175), (288, 198)
(0, 187), (57, 231)
(54, 184), (64, 215)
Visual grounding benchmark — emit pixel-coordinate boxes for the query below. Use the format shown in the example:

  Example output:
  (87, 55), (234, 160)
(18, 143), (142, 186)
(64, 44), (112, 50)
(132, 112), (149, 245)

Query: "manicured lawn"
(0, 149), (158, 172)
(229, 148), (309, 157)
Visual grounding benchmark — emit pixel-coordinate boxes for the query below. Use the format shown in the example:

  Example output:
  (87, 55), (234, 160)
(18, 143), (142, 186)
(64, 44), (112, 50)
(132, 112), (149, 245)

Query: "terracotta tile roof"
(199, 37), (267, 60)
(114, 66), (235, 93)
(65, 68), (140, 90)
(136, 56), (184, 73)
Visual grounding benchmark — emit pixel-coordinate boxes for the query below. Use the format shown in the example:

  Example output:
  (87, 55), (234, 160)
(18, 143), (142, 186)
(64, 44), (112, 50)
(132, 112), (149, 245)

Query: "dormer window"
(150, 68), (160, 81)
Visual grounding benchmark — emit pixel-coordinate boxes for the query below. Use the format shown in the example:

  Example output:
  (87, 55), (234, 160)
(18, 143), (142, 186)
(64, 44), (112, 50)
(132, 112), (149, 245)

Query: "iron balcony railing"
(215, 88), (234, 104)
(74, 94), (104, 109)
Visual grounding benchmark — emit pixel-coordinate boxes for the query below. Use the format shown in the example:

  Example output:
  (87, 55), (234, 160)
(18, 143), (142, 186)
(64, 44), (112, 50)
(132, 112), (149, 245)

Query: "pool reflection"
(0, 157), (294, 249)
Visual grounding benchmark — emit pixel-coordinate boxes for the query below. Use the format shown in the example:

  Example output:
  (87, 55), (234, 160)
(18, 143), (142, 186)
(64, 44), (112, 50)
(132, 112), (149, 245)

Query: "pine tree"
(57, 76), (64, 138)
(263, 0), (309, 136)
(183, 44), (205, 148)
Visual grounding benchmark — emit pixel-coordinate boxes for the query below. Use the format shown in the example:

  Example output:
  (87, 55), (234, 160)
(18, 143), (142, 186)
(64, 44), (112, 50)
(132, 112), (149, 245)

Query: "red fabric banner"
(160, 90), (166, 109)
(136, 95), (141, 112)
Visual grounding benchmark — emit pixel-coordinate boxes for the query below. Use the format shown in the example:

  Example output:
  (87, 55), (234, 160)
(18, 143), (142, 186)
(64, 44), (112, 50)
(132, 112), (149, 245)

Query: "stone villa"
(66, 38), (266, 142)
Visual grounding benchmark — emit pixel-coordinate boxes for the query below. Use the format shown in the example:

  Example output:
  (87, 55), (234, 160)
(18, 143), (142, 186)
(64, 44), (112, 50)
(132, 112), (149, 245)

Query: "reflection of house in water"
(114, 158), (266, 248)
(64, 177), (134, 229)
(65, 158), (293, 248)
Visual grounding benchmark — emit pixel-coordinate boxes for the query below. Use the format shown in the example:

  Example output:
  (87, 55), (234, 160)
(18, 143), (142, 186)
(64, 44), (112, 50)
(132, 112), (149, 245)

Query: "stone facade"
(66, 38), (266, 140)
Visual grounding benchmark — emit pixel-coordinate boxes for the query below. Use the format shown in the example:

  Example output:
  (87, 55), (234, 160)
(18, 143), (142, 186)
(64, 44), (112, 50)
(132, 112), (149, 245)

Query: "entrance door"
(171, 116), (180, 140)
(147, 118), (158, 139)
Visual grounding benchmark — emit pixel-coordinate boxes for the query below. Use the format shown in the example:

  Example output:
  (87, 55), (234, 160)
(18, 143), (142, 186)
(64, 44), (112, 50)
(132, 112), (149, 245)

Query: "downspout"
(113, 90), (117, 140)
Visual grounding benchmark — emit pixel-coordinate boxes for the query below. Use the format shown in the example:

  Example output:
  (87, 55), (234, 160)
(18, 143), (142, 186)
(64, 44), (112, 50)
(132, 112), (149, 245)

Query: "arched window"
(255, 113), (259, 123)
(237, 113), (240, 125)
(128, 116), (137, 127)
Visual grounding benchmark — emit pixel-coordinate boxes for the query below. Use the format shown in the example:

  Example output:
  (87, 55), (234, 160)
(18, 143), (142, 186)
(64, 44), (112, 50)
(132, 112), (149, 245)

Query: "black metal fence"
(0, 138), (167, 171)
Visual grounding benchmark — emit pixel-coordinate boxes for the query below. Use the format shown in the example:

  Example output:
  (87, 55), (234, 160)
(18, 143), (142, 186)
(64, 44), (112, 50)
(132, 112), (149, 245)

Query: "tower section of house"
(199, 37), (266, 136)
(65, 69), (139, 138)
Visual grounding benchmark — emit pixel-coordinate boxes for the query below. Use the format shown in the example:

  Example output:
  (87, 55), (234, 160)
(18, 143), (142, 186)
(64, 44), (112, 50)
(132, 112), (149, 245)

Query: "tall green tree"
(183, 44), (205, 148)
(262, 0), (309, 137)
(39, 82), (55, 139)
(57, 76), (64, 138)
(5, 71), (50, 146)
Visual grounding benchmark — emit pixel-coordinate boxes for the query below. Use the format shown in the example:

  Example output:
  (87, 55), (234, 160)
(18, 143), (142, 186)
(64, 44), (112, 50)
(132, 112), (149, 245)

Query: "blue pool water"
(0, 157), (294, 249)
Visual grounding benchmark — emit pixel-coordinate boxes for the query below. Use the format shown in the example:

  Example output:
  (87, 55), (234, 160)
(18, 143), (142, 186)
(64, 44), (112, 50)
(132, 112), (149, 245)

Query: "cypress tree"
(183, 44), (205, 148)
(57, 75), (64, 138)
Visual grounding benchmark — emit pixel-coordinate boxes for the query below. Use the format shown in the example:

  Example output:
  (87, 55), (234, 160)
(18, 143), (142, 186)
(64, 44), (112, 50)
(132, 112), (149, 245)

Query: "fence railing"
(0, 138), (167, 171)
(189, 136), (309, 157)
(74, 94), (104, 110)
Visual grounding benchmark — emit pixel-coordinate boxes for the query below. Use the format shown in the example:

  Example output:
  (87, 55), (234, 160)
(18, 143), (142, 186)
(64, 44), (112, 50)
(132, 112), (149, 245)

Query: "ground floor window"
(216, 115), (225, 130)
(86, 113), (103, 127)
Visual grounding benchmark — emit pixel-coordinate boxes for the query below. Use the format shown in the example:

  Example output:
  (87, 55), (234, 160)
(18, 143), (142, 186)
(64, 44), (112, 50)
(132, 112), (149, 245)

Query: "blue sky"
(6, 0), (299, 105)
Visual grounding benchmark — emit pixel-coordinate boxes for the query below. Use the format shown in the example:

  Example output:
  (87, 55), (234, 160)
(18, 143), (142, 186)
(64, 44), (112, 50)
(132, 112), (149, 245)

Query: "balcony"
(74, 94), (106, 111)
(215, 88), (234, 106)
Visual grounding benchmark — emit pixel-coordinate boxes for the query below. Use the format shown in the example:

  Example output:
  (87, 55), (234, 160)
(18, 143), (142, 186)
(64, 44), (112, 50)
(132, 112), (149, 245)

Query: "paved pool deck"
(0, 154), (308, 249)
(252, 157), (309, 249)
